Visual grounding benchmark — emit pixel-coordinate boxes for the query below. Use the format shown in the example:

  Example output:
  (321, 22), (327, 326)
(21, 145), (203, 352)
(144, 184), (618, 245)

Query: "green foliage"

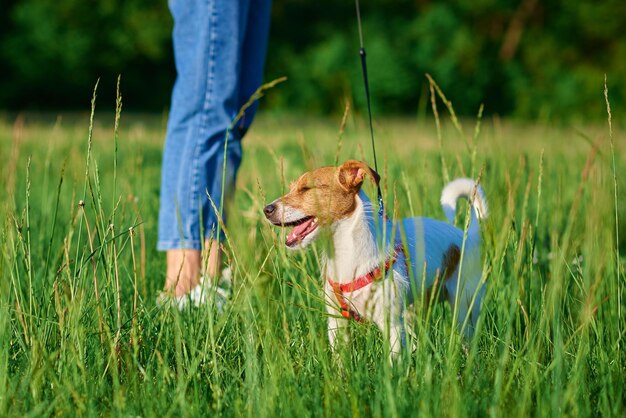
(1, 0), (626, 118)
(0, 0), (173, 109)
(267, 0), (626, 119)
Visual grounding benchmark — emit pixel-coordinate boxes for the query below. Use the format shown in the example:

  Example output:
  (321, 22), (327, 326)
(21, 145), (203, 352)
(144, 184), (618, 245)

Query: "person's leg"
(158, 0), (210, 296)
(195, 0), (272, 279)
(198, 0), (273, 288)
(159, 0), (258, 297)
(235, 0), (273, 135)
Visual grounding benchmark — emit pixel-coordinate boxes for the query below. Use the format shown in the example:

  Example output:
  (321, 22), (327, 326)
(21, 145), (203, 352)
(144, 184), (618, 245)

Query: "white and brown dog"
(263, 160), (488, 356)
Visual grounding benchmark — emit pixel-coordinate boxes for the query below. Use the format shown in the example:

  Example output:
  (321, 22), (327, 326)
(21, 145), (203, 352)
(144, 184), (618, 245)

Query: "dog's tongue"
(286, 218), (316, 247)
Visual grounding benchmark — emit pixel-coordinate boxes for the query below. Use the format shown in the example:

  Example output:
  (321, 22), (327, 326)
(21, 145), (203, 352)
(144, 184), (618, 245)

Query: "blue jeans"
(158, 0), (272, 250)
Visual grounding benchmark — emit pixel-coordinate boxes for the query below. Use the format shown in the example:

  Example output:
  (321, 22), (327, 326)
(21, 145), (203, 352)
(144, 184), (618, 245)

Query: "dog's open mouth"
(284, 216), (317, 247)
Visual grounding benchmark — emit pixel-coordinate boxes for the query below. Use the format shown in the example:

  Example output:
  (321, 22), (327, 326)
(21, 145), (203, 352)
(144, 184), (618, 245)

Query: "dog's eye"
(299, 185), (312, 192)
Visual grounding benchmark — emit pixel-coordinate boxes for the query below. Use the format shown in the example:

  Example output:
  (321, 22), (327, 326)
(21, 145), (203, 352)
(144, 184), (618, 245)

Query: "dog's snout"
(263, 204), (276, 218)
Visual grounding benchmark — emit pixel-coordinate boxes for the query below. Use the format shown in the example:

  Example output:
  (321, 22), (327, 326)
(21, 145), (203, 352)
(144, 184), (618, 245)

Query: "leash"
(355, 0), (384, 217)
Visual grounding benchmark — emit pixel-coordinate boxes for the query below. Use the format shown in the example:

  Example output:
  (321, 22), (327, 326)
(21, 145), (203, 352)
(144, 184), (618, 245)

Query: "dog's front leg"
(371, 314), (403, 363)
(371, 284), (405, 362)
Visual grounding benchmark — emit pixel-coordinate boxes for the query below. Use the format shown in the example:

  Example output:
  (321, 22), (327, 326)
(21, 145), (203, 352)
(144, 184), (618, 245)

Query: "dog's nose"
(263, 204), (276, 218)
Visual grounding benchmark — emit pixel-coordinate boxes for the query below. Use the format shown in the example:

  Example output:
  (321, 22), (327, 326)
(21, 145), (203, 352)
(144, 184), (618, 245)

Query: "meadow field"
(0, 95), (624, 416)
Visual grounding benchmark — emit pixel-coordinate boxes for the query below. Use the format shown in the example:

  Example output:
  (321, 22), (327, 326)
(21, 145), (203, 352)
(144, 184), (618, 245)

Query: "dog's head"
(264, 160), (380, 249)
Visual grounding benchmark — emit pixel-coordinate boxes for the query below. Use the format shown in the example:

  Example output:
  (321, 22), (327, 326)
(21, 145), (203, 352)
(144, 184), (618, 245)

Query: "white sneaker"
(156, 267), (232, 313)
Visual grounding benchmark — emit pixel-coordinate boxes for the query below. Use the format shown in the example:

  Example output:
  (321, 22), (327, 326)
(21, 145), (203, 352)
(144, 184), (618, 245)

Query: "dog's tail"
(440, 178), (488, 238)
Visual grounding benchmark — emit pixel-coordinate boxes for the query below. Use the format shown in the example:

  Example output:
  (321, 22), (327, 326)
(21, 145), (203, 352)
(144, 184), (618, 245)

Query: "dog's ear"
(337, 160), (381, 192)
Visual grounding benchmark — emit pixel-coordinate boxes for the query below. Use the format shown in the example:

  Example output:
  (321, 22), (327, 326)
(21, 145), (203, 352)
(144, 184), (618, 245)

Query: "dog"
(263, 160), (488, 357)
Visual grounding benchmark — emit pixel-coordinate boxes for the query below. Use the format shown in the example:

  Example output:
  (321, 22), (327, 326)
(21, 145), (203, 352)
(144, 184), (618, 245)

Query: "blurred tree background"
(1, 0), (624, 120)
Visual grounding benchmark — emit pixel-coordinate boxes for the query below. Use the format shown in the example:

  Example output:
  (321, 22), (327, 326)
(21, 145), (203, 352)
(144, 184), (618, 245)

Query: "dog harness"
(327, 243), (406, 322)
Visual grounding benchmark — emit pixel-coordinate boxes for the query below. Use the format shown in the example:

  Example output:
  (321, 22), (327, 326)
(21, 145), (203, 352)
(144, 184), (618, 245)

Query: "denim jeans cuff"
(157, 239), (203, 251)
(156, 229), (227, 251)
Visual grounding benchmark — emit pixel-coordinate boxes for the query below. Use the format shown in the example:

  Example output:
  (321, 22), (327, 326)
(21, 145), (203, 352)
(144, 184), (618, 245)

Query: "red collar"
(327, 244), (405, 322)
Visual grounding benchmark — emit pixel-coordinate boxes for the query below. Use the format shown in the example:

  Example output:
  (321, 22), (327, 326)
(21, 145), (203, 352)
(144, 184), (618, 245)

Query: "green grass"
(0, 97), (624, 417)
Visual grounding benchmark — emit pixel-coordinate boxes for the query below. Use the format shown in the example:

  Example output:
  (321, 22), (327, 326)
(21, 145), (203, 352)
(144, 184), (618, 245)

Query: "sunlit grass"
(0, 91), (624, 416)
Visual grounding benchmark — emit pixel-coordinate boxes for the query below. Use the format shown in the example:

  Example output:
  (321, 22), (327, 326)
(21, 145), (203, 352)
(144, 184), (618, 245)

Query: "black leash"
(355, 0), (384, 217)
